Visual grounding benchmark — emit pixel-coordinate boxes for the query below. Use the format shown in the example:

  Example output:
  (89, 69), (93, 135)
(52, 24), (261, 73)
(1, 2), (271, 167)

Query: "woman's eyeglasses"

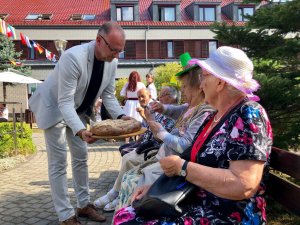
(159, 93), (170, 98)
(98, 34), (124, 54)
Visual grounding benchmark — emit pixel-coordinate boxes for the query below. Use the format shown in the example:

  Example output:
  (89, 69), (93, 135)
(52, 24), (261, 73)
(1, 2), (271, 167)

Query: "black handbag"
(132, 173), (195, 218)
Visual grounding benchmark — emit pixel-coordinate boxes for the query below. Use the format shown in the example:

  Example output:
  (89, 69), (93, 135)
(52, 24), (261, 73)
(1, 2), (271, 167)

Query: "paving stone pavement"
(0, 131), (123, 225)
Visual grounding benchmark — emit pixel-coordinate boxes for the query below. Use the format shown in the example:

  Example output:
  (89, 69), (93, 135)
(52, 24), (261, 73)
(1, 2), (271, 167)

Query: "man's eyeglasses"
(98, 34), (124, 54)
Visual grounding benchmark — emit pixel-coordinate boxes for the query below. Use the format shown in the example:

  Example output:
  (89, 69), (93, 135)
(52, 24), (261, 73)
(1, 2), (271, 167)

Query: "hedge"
(0, 122), (36, 158)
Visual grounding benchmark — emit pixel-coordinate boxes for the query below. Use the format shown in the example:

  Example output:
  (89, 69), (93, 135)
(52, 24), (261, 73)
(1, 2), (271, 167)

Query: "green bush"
(115, 78), (128, 105)
(0, 123), (36, 158)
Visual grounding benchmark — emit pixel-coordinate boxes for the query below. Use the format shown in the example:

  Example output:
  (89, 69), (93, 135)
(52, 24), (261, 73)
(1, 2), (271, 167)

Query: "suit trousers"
(113, 150), (145, 192)
(44, 119), (89, 221)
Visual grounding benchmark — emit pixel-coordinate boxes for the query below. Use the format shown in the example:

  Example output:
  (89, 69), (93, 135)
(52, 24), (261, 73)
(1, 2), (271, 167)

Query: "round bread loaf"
(90, 119), (142, 136)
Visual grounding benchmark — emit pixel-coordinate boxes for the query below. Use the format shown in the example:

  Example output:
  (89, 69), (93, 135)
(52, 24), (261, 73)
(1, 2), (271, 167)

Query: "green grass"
(267, 197), (300, 224)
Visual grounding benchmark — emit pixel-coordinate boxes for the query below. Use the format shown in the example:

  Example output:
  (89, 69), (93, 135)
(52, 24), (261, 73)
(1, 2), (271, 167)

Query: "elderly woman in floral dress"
(114, 46), (273, 225)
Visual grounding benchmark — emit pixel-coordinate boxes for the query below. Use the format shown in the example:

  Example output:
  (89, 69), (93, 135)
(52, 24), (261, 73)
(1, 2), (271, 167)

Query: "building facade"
(0, 0), (258, 109)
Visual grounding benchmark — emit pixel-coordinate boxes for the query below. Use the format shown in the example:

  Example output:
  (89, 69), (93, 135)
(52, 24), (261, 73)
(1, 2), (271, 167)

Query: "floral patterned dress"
(113, 99), (273, 225)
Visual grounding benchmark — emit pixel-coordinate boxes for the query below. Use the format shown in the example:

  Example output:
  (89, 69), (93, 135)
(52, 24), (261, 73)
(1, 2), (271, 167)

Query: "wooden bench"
(267, 146), (300, 216)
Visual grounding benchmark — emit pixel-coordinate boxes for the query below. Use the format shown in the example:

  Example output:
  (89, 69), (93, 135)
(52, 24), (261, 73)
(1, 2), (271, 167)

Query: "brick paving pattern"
(0, 132), (122, 225)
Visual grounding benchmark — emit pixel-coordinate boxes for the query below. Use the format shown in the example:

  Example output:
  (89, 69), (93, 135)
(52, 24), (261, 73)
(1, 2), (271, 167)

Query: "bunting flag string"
(0, 18), (58, 63)
(32, 41), (44, 54)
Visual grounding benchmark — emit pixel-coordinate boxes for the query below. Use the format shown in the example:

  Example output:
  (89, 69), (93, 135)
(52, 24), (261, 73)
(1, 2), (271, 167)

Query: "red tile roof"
(0, 0), (247, 27)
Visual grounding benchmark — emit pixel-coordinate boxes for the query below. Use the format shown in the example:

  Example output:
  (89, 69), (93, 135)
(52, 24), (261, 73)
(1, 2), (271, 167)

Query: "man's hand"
(77, 129), (97, 144)
(136, 107), (146, 120)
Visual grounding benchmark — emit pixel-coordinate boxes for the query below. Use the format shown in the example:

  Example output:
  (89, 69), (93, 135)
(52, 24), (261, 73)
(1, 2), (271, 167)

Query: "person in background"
(29, 22), (130, 225)
(93, 98), (102, 122)
(0, 104), (8, 122)
(94, 87), (176, 211)
(120, 71), (146, 123)
(114, 46), (273, 225)
(146, 73), (157, 100)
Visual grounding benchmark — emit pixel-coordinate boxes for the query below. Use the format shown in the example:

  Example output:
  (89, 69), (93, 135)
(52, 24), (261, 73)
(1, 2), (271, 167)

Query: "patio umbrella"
(0, 71), (42, 102)
(0, 71), (42, 84)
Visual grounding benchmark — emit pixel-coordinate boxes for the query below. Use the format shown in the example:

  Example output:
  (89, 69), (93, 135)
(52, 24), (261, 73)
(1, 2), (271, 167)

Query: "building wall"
(0, 83), (28, 115)
(15, 28), (216, 40)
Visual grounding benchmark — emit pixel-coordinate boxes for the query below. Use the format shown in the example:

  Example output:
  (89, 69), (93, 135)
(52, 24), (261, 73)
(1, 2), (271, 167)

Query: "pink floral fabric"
(113, 99), (273, 225)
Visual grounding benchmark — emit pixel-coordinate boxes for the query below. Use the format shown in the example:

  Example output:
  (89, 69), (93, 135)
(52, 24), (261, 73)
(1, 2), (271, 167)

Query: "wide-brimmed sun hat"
(190, 46), (260, 95)
(175, 52), (199, 77)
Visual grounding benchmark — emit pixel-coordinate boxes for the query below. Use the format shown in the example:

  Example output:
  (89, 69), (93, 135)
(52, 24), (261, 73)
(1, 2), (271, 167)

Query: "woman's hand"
(149, 101), (164, 113)
(159, 155), (185, 177)
(148, 121), (162, 134)
(131, 185), (151, 203)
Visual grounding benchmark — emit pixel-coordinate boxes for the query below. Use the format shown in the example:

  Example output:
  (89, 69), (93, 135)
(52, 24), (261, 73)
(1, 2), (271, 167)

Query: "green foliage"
(211, 1), (300, 149)
(152, 62), (182, 91)
(115, 78), (128, 105)
(0, 123), (36, 158)
(0, 34), (32, 101)
(0, 34), (30, 74)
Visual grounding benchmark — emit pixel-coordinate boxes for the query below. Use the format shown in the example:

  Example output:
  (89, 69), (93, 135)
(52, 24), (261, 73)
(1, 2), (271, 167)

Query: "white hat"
(191, 46), (260, 95)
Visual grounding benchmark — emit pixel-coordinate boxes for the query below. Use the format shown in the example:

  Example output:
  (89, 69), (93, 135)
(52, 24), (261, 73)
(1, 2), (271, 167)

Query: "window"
(159, 7), (175, 21)
(199, 7), (216, 21)
(25, 14), (52, 20)
(117, 6), (133, 21)
(70, 14), (95, 21)
(25, 14), (40, 20)
(209, 41), (217, 56)
(167, 41), (174, 58)
(119, 51), (125, 59)
(238, 7), (254, 21)
(82, 14), (95, 20)
(0, 14), (8, 20)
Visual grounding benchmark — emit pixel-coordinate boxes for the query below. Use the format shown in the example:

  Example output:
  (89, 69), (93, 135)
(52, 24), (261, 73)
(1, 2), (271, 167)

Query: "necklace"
(213, 114), (222, 123)
(212, 96), (246, 124)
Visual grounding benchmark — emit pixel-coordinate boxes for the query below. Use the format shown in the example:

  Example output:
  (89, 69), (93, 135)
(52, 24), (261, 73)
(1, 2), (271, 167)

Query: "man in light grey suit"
(29, 22), (129, 225)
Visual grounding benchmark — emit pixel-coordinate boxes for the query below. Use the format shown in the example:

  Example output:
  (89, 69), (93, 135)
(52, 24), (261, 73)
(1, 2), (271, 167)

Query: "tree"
(211, 0), (300, 149)
(153, 62), (182, 91)
(0, 34), (31, 101)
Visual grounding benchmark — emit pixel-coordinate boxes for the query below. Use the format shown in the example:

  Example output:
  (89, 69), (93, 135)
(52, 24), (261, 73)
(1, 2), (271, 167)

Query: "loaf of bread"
(90, 119), (142, 136)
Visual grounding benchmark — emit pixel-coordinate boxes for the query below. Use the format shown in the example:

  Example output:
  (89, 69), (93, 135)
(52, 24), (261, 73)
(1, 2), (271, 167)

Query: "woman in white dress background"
(146, 73), (157, 100)
(120, 71), (146, 123)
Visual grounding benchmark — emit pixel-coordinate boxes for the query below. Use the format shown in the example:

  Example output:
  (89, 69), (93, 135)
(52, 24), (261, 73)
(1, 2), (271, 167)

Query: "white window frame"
(116, 6), (134, 21)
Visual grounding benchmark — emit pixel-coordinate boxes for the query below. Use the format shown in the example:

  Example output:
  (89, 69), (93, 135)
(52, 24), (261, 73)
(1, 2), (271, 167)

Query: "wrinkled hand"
(80, 129), (97, 144)
(148, 121), (162, 135)
(144, 107), (155, 122)
(159, 155), (185, 177)
(136, 107), (146, 120)
(121, 115), (132, 120)
(149, 101), (164, 113)
(131, 185), (151, 204)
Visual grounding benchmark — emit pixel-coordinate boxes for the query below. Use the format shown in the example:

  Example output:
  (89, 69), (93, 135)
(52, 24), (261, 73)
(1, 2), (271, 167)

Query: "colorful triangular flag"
(20, 32), (32, 48)
(45, 49), (54, 61)
(52, 55), (57, 62)
(6, 25), (17, 39)
(0, 18), (7, 35)
(32, 41), (44, 54)
(10, 60), (22, 66)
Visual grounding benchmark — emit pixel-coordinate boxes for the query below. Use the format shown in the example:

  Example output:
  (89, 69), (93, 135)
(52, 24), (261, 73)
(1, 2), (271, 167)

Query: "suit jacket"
(29, 41), (124, 135)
